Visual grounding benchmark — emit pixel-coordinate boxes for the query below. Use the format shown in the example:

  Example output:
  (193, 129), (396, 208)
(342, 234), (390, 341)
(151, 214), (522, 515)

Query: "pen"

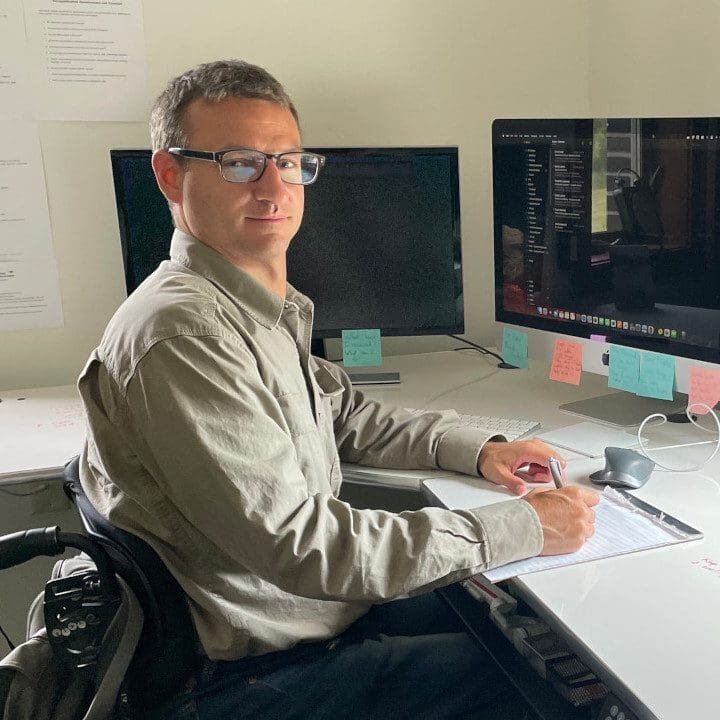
(548, 456), (566, 489)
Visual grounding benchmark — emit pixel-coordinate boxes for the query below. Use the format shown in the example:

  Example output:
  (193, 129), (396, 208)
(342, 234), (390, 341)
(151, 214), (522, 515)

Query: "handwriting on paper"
(342, 328), (382, 367)
(691, 557), (720, 578)
(35, 402), (84, 430)
(688, 366), (720, 415)
(501, 327), (528, 369)
(549, 339), (582, 385)
(608, 345), (641, 394)
(637, 351), (675, 401)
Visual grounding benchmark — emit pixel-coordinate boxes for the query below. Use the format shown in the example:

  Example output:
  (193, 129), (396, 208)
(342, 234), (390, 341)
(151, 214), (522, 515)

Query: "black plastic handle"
(0, 526), (64, 570)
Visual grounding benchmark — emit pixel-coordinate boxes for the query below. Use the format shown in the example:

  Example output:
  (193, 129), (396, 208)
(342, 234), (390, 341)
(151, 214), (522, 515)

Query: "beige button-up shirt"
(78, 230), (542, 661)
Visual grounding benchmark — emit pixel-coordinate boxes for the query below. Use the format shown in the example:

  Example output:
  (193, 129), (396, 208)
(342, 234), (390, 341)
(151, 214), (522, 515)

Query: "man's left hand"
(477, 439), (563, 496)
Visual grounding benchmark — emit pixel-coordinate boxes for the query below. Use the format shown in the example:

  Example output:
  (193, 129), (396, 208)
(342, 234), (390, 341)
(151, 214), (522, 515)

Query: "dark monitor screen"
(492, 118), (720, 364)
(110, 147), (464, 339)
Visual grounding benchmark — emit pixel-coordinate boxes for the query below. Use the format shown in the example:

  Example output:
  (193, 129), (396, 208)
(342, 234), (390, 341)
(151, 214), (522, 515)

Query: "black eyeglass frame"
(167, 147), (326, 185)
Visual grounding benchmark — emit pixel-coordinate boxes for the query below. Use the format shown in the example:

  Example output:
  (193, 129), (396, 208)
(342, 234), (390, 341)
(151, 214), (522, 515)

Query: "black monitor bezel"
(295, 146), (464, 338)
(110, 146), (465, 340)
(110, 148), (155, 297)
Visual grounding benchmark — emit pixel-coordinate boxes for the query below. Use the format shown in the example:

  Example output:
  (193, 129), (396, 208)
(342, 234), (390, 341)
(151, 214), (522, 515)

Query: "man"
(79, 60), (598, 719)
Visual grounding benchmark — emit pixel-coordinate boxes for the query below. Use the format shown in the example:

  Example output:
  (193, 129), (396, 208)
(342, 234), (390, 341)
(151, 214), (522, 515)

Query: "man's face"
(172, 97), (304, 267)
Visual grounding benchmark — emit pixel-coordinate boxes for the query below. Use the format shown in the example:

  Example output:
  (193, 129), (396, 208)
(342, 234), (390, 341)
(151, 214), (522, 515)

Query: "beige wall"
(589, 1), (720, 117)
(4, 1), (592, 390)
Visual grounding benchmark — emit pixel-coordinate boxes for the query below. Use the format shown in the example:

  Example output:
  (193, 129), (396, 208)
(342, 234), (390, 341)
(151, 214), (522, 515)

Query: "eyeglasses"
(168, 147), (325, 185)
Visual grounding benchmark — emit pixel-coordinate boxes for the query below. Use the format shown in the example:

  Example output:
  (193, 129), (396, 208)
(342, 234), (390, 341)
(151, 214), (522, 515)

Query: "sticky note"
(607, 345), (640, 393)
(637, 351), (675, 401)
(342, 329), (382, 367)
(590, 334), (607, 343)
(688, 366), (720, 415)
(549, 339), (583, 385)
(501, 327), (528, 369)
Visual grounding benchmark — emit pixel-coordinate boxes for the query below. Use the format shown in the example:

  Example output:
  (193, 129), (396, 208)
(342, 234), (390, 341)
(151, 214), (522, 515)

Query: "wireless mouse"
(589, 446), (655, 490)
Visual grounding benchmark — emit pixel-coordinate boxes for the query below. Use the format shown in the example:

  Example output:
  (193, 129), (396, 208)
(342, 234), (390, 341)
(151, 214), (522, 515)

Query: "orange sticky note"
(549, 339), (583, 385)
(688, 366), (720, 415)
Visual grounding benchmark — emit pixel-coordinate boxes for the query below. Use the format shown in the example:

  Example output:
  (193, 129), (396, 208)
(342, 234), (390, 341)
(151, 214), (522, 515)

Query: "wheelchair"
(0, 456), (199, 720)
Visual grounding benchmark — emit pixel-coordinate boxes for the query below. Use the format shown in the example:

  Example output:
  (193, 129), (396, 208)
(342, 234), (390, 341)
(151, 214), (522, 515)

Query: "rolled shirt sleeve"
(319, 358), (503, 477)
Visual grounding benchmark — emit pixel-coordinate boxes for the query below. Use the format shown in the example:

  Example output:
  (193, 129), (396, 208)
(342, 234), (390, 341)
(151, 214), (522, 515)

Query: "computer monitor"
(110, 147), (464, 352)
(492, 118), (720, 424)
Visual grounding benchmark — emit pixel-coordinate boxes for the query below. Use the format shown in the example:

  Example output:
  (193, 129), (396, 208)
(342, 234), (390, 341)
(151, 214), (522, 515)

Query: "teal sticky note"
(342, 329), (382, 367)
(607, 345), (640, 393)
(637, 351), (676, 401)
(501, 327), (528, 369)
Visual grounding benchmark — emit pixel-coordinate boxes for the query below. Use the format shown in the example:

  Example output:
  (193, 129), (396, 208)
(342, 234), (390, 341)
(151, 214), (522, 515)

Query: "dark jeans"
(154, 591), (530, 720)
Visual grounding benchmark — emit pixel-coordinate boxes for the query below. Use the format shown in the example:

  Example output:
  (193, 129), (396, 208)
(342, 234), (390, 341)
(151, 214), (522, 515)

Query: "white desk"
(0, 385), (84, 484)
(356, 350), (720, 720)
(5, 353), (719, 719)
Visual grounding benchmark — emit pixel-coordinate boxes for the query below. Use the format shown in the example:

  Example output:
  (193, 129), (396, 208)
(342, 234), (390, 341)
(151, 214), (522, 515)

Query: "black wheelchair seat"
(62, 456), (200, 713)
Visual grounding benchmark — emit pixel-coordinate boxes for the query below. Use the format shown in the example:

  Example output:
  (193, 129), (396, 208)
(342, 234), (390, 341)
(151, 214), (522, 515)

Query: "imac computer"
(110, 146), (464, 365)
(492, 118), (720, 425)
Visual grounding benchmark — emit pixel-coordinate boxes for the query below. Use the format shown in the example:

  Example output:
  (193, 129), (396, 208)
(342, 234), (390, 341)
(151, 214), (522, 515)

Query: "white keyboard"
(456, 414), (541, 441)
(404, 408), (540, 442)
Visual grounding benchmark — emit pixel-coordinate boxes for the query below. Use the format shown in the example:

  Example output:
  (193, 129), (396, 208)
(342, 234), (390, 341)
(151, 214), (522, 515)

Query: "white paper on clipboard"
(482, 486), (703, 583)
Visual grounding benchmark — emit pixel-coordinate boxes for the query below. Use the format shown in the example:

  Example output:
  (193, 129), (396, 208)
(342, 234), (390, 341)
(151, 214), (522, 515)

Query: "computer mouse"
(589, 446), (655, 490)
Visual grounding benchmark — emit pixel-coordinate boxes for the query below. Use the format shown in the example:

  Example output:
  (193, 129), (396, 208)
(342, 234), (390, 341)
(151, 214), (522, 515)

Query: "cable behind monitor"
(447, 334), (518, 369)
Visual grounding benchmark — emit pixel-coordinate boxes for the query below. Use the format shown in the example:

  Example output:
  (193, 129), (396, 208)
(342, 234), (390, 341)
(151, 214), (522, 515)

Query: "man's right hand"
(523, 486), (600, 555)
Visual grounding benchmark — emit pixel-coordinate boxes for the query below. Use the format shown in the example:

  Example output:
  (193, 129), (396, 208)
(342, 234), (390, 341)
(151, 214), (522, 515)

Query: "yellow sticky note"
(549, 339), (583, 385)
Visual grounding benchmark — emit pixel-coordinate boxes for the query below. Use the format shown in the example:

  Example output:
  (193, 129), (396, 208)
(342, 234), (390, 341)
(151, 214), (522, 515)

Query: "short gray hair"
(149, 59), (299, 151)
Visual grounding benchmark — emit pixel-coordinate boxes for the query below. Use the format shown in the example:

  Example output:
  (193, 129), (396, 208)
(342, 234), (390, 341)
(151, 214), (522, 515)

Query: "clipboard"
(481, 486), (703, 583)
(612, 487), (702, 538)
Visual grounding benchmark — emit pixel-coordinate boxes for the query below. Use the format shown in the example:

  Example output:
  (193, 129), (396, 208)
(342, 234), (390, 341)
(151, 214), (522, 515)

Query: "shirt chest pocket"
(274, 390), (316, 437)
(312, 365), (345, 493)
(271, 362), (343, 438)
(313, 364), (345, 421)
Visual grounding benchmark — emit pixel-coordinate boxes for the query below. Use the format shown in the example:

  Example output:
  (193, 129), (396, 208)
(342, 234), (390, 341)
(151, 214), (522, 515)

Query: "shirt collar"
(169, 229), (314, 329)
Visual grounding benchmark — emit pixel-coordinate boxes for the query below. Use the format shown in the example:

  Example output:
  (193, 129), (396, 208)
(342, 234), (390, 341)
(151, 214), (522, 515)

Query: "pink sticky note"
(590, 334), (606, 342)
(549, 339), (583, 385)
(688, 366), (720, 415)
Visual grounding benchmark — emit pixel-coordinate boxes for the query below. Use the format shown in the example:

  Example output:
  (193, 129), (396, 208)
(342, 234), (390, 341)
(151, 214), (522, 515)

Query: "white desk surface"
(356, 350), (718, 720)
(0, 384), (83, 484)
(6, 351), (719, 719)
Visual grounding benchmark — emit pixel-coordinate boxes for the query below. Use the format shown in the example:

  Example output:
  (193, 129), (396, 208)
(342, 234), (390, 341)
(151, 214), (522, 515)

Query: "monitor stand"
(311, 338), (328, 358)
(345, 371), (401, 385)
(559, 390), (689, 428)
(310, 339), (401, 384)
